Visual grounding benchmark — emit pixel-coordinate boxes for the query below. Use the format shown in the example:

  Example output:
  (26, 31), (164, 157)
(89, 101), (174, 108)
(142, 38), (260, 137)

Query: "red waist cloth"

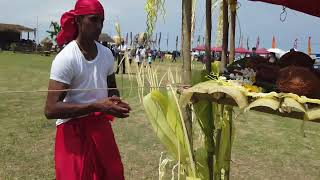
(55, 113), (124, 180)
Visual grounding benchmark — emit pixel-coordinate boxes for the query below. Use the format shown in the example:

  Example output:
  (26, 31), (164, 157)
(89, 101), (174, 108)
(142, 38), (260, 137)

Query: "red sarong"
(55, 113), (124, 180)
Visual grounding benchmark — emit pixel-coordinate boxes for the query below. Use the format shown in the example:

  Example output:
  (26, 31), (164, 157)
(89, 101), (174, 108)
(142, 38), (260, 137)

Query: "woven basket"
(279, 51), (315, 68)
(276, 66), (320, 98)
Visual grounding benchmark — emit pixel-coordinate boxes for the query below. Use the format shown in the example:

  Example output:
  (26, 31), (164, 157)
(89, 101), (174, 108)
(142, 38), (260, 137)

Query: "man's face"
(78, 14), (104, 40)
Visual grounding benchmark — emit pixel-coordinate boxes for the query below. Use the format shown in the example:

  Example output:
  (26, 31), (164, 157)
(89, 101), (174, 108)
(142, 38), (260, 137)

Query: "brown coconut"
(276, 66), (320, 98)
(279, 51), (315, 68)
(255, 63), (280, 83)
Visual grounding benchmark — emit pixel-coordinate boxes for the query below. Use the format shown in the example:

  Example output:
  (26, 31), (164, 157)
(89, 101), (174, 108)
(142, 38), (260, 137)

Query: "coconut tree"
(46, 21), (61, 44)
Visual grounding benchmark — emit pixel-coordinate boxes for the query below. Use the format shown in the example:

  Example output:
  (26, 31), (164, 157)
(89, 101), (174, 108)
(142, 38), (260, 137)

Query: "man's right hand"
(92, 96), (131, 118)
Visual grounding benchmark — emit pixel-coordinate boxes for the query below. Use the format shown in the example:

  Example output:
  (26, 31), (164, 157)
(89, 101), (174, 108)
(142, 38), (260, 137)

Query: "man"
(251, 47), (258, 57)
(116, 40), (127, 74)
(44, 0), (130, 179)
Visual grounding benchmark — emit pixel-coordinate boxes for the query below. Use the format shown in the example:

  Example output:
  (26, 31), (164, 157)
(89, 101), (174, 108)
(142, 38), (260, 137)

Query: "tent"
(235, 47), (251, 54)
(192, 44), (206, 51)
(192, 45), (223, 52)
(256, 48), (269, 55)
(250, 0), (320, 18)
(211, 47), (222, 52)
(267, 48), (286, 58)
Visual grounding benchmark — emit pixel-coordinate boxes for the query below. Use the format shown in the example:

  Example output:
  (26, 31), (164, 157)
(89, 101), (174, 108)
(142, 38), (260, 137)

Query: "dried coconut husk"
(279, 51), (315, 68)
(312, 69), (320, 79)
(276, 66), (320, 98)
(255, 63), (280, 83)
(247, 56), (269, 70)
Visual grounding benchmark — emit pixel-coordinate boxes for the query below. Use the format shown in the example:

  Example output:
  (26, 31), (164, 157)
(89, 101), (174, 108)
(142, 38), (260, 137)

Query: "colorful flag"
(176, 35), (179, 51)
(240, 36), (244, 48)
(158, 32), (162, 50)
(125, 33), (128, 45)
(308, 37), (312, 55)
(272, 36), (276, 48)
(255, 36), (260, 49)
(293, 38), (298, 49)
(166, 32), (169, 51)
(155, 33), (158, 48)
(130, 32), (133, 46)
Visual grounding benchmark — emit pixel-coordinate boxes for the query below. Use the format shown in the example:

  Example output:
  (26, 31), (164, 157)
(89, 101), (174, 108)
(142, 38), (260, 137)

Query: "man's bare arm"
(107, 73), (120, 97)
(44, 80), (129, 119)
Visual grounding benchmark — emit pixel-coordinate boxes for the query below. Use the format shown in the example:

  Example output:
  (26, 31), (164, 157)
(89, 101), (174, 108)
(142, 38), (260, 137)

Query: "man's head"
(252, 47), (257, 52)
(57, 0), (105, 46)
(76, 14), (104, 41)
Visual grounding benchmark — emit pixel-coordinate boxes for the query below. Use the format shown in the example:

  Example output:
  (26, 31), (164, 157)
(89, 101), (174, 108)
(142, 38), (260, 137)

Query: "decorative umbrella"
(249, 0), (320, 18)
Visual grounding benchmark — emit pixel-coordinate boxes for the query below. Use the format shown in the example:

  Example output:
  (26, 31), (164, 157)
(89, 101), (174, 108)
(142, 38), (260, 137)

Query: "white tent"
(267, 48), (286, 59)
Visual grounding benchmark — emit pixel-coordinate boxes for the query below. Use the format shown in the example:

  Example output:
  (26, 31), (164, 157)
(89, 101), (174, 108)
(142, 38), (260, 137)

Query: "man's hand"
(92, 96), (131, 118)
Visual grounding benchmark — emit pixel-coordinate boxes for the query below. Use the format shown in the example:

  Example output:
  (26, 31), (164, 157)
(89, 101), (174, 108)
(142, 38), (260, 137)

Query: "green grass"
(0, 51), (320, 179)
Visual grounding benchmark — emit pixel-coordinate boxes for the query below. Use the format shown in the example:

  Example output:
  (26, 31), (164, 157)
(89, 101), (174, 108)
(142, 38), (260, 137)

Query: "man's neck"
(76, 36), (95, 50)
(75, 36), (98, 60)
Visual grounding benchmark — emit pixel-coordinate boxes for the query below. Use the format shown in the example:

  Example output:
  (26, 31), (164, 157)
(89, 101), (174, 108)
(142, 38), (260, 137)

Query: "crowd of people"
(103, 40), (180, 74)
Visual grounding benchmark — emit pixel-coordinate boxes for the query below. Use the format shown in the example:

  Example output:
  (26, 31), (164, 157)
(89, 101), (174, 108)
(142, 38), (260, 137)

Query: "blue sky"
(0, 0), (319, 53)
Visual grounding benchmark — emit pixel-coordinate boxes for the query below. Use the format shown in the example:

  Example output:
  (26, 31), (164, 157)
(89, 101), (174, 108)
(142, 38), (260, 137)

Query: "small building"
(0, 23), (35, 50)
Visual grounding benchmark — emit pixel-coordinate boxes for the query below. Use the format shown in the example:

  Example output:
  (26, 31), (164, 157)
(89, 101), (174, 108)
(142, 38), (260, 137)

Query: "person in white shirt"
(135, 46), (143, 67)
(116, 40), (127, 74)
(44, 0), (130, 179)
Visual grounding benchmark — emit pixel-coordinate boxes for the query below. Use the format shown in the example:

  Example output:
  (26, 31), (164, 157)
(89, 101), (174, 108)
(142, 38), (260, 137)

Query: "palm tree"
(46, 21), (61, 44)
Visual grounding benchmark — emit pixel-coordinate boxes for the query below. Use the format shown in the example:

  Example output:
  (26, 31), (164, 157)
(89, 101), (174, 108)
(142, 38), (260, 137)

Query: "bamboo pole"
(205, 1), (215, 178)
(205, 0), (212, 74)
(220, 0), (229, 73)
(229, 0), (237, 64)
(181, 0), (194, 174)
(181, 0), (192, 85)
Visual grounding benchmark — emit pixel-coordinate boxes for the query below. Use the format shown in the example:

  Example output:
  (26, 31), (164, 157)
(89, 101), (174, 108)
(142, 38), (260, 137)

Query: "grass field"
(0, 51), (320, 179)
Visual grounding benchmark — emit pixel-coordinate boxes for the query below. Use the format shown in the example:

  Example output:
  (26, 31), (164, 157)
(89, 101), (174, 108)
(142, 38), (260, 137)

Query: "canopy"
(256, 48), (270, 55)
(0, 23), (35, 33)
(192, 45), (223, 52)
(267, 48), (286, 58)
(211, 47), (222, 52)
(250, 0), (320, 18)
(235, 47), (251, 54)
(192, 44), (206, 51)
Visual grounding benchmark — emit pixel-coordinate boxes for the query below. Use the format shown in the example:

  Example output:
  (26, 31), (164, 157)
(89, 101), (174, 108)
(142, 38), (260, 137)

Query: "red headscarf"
(56, 0), (104, 47)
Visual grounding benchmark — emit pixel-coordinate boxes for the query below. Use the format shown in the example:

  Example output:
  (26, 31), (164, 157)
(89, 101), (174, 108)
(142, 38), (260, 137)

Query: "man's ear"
(75, 16), (82, 25)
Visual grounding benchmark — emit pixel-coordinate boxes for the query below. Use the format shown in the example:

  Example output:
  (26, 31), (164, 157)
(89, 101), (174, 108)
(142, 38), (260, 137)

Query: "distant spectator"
(172, 51), (177, 63)
(116, 40), (127, 74)
(251, 47), (258, 57)
(135, 46), (143, 67)
(268, 52), (277, 63)
(147, 48), (152, 67)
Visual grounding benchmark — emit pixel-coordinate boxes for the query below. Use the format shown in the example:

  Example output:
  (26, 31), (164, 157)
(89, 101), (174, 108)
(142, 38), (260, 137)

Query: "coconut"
(276, 66), (320, 98)
(279, 51), (315, 68)
(247, 56), (269, 70)
(255, 63), (280, 83)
